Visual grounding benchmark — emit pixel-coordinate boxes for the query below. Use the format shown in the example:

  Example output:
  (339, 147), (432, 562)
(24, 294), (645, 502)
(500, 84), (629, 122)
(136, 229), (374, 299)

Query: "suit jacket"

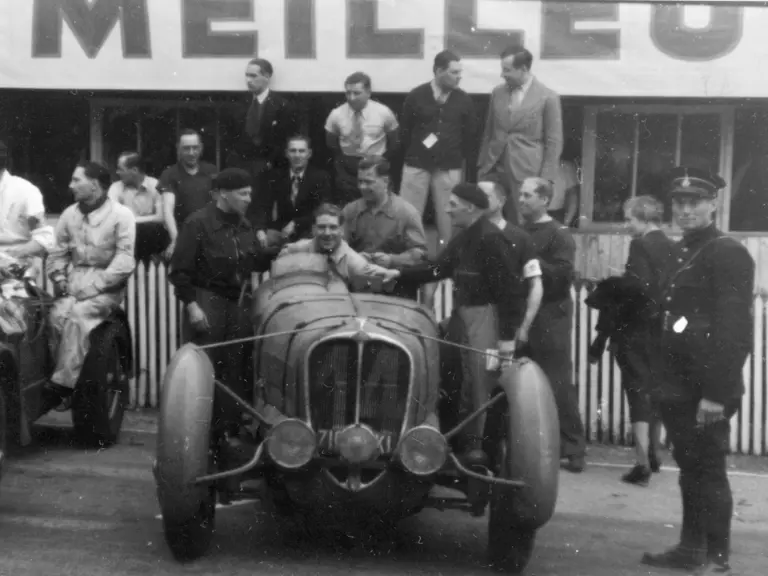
(477, 78), (563, 184)
(249, 165), (332, 239)
(227, 91), (306, 171)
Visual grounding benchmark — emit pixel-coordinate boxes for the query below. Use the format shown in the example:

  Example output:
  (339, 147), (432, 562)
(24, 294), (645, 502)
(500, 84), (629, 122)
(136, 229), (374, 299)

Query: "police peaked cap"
(668, 167), (726, 199)
(213, 168), (252, 191)
(452, 183), (489, 210)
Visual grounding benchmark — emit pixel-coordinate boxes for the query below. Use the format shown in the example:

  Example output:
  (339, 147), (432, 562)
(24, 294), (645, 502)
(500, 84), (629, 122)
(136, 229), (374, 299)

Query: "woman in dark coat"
(588, 195), (673, 486)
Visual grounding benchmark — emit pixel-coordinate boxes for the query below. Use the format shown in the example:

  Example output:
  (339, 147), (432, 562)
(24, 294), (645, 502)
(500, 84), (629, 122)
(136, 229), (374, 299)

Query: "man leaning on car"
(391, 183), (524, 467)
(278, 203), (399, 284)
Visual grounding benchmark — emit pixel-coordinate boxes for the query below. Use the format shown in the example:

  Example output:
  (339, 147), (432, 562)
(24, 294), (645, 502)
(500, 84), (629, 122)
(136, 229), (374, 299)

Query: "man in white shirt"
(278, 203), (398, 283)
(109, 151), (169, 263)
(0, 141), (55, 266)
(325, 72), (399, 206)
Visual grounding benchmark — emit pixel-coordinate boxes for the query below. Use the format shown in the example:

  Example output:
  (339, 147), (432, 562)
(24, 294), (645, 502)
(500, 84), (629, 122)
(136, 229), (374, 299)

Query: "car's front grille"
(308, 338), (410, 448)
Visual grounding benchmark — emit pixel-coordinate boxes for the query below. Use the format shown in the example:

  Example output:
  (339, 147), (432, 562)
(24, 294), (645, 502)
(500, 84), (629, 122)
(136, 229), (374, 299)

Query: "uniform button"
(670, 284), (675, 289)
(666, 296), (672, 301)
(682, 247), (689, 253)
(678, 257), (684, 263)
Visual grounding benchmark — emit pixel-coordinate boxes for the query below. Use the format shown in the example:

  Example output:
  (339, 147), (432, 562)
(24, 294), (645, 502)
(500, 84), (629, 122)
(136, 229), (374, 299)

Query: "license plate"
(317, 429), (395, 454)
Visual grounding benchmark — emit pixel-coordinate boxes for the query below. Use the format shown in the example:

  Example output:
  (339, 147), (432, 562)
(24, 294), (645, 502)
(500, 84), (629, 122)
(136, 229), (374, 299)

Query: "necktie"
(246, 97), (262, 143)
(291, 173), (301, 205)
(350, 111), (364, 154)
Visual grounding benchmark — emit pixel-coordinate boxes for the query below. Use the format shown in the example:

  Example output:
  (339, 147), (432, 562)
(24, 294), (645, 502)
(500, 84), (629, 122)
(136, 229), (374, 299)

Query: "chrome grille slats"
(307, 337), (410, 446)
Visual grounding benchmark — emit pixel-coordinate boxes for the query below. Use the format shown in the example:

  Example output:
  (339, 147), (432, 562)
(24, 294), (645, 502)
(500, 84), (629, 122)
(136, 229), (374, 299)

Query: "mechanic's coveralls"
(46, 198), (136, 389)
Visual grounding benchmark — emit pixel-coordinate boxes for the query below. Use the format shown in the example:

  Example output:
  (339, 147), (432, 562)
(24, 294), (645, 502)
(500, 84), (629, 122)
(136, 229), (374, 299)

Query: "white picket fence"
(122, 261), (768, 456)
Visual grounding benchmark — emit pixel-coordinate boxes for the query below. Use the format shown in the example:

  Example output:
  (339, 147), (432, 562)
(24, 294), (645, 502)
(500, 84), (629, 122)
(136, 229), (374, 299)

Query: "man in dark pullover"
(393, 183), (523, 466)
(519, 177), (587, 473)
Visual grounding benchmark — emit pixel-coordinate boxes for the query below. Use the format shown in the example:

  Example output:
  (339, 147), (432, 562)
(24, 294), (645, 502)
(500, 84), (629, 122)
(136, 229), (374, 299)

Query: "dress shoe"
(621, 464), (651, 486)
(649, 450), (662, 473)
(40, 382), (74, 414)
(641, 546), (706, 570)
(561, 455), (585, 473)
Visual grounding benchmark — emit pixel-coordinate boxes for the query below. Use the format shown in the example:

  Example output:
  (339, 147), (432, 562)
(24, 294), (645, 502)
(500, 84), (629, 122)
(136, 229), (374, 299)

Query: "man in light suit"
(478, 47), (563, 224)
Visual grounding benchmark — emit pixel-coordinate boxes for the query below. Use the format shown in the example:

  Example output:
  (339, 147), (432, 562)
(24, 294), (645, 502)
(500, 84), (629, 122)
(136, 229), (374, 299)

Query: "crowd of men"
(0, 43), (756, 576)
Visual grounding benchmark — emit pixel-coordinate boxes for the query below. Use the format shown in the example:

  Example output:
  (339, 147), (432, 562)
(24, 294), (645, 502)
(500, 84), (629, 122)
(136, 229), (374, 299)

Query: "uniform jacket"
(587, 230), (673, 360)
(659, 225), (754, 405)
(477, 78), (563, 183)
(250, 165), (332, 239)
(46, 199), (136, 301)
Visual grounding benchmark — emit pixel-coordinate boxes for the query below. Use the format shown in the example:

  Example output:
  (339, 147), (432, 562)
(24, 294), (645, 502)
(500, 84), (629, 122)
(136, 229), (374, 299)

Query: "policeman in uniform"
(642, 168), (754, 575)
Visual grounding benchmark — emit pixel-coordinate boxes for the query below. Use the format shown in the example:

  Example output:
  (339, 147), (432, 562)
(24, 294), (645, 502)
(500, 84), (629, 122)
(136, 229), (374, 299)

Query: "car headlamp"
(336, 424), (380, 464)
(397, 425), (448, 476)
(266, 418), (316, 470)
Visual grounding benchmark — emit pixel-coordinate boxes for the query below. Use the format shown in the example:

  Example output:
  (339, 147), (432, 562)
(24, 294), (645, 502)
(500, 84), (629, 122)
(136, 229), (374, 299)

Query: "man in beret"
(169, 167), (273, 491)
(642, 167), (754, 575)
(393, 183), (525, 466)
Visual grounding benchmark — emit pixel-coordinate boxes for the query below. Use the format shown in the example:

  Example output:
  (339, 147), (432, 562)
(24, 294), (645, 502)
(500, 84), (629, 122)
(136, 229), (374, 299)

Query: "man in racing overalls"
(278, 202), (400, 283)
(0, 140), (55, 265)
(44, 162), (136, 411)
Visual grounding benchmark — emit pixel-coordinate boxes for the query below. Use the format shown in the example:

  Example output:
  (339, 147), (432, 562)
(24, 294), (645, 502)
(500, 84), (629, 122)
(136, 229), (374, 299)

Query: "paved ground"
(1, 412), (767, 576)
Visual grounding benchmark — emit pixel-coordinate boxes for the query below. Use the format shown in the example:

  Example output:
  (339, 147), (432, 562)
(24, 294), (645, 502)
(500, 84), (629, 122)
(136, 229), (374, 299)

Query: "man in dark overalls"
(642, 167), (754, 575)
(169, 168), (272, 447)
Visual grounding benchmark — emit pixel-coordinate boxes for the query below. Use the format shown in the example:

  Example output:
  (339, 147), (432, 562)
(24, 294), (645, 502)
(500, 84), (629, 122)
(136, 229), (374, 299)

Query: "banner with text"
(1, 0), (766, 97)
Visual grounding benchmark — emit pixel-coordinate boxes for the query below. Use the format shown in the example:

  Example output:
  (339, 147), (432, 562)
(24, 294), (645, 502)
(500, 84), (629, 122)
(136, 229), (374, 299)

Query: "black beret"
(668, 166), (725, 199)
(451, 183), (489, 210)
(213, 168), (251, 191)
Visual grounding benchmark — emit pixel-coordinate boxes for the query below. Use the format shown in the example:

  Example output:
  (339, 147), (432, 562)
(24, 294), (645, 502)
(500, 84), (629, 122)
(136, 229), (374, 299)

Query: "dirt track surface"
(1, 417), (767, 576)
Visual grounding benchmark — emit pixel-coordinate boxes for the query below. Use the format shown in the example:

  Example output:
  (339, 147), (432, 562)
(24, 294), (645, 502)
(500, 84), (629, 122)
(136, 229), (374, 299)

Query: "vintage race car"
(155, 253), (560, 574)
(0, 258), (133, 483)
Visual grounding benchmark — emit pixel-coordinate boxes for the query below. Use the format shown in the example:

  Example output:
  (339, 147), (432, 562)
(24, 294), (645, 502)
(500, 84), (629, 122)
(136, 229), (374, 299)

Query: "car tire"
(71, 321), (130, 448)
(162, 480), (216, 562)
(156, 344), (217, 562)
(484, 359), (560, 574)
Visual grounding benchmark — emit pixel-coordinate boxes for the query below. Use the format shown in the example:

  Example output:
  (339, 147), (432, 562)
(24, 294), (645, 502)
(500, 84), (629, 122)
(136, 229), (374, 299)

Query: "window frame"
(580, 103), (735, 234)
(89, 98), (227, 171)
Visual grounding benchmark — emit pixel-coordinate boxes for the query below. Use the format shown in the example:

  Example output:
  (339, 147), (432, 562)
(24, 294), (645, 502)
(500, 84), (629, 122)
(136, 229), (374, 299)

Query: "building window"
(583, 106), (726, 227)
(730, 108), (768, 232)
(98, 101), (221, 177)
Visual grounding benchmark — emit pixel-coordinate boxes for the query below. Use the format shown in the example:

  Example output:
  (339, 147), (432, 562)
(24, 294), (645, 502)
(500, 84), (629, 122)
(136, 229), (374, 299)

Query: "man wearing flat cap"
(393, 183), (525, 467)
(169, 168), (273, 481)
(642, 167), (754, 575)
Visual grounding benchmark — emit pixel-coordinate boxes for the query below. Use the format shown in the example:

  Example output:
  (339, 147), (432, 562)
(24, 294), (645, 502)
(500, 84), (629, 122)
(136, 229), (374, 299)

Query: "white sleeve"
(523, 259), (542, 279)
(324, 108), (339, 134)
(24, 182), (55, 252)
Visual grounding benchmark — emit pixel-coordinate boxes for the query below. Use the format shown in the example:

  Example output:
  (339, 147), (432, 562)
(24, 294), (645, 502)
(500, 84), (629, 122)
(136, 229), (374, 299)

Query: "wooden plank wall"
(572, 232), (768, 293)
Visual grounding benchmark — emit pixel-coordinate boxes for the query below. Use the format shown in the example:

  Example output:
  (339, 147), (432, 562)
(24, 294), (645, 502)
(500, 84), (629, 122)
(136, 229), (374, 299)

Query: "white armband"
(523, 259), (542, 279)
